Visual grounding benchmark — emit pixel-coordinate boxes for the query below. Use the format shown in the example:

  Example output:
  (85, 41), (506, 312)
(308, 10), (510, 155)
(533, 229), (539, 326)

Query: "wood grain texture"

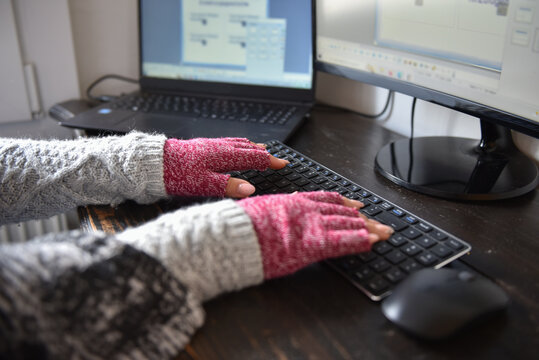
(79, 107), (539, 359)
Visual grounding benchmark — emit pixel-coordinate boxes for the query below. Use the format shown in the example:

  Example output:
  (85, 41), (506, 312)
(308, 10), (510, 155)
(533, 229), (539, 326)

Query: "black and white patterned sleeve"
(0, 230), (205, 359)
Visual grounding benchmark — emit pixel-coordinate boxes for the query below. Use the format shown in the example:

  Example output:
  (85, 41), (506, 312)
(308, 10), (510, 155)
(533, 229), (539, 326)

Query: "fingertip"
(269, 155), (289, 169)
(237, 183), (256, 197)
(342, 197), (364, 209)
(376, 223), (394, 239)
(226, 178), (256, 198)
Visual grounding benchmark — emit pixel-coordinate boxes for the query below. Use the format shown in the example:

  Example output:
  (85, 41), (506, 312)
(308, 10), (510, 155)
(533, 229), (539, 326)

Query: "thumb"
(225, 177), (256, 198)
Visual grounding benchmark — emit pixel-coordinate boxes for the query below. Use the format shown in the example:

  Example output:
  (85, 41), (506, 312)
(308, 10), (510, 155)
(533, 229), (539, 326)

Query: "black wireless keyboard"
(231, 140), (472, 301)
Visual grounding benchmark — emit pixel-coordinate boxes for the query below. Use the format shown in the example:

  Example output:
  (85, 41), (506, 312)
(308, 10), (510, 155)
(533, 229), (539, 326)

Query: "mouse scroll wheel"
(458, 271), (476, 282)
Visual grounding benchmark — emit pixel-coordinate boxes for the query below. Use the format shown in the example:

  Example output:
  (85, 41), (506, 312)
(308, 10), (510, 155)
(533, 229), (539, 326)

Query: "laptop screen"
(140, 0), (313, 90)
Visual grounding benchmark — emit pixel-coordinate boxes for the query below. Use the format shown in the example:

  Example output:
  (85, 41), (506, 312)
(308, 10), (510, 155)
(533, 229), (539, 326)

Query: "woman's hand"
(238, 191), (394, 279)
(163, 137), (287, 198)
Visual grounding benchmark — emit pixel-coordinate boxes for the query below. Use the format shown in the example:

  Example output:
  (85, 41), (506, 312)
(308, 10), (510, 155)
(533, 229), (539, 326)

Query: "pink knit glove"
(163, 137), (270, 197)
(238, 191), (371, 279)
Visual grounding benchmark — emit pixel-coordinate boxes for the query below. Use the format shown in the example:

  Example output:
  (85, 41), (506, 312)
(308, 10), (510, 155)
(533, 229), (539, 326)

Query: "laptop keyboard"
(231, 140), (472, 301)
(111, 93), (298, 125)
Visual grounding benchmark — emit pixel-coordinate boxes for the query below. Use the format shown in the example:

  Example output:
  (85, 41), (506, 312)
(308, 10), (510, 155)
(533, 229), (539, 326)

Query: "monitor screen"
(140, 0), (313, 90)
(316, 0), (538, 200)
(316, 0), (539, 135)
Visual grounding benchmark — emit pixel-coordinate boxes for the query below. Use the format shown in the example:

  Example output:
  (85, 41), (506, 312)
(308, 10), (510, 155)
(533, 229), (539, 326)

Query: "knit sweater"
(0, 133), (264, 359)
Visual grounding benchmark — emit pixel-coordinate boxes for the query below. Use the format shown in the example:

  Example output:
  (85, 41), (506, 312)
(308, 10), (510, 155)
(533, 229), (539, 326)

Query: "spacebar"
(375, 211), (408, 231)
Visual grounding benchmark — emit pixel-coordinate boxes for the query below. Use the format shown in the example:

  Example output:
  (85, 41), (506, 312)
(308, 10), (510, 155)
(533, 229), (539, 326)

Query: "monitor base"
(375, 124), (538, 201)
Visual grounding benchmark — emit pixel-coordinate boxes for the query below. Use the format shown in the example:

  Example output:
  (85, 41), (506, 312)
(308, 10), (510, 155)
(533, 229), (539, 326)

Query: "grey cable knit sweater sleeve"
(0, 132), (168, 225)
(0, 200), (264, 359)
(0, 133), (265, 358)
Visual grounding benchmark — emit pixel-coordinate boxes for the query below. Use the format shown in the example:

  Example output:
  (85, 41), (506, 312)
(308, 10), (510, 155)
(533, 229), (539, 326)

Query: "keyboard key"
(431, 244), (454, 258)
(404, 215), (418, 224)
(384, 267), (407, 283)
(335, 256), (361, 270)
(359, 190), (371, 198)
(303, 184), (320, 191)
(286, 173), (302, 181)
(250, 176), (267, 185)
(400, 259), (423, 273)
(365, 277), (390, 295)
(363, 206), (382, 216)
(304, 170), (318, 178)
(267, 174), (282, 182)
(375, 211), (408, 231)
(417, 222), (433, 232)
(287, 161), (301, 168)
(416, 236), (437, 249)
(416, 252), (438, 266)
(294, 178), (309, 186)
(260, 169), (275, 177)
(243, 170), (259, 179)
(277, 167), (293, 175)
(388, 235), (408, 247)
(353, 266), (375, 281)
(447, 239), (465, 250)
(370, 258), (391, 273)
(257, 182), (274, 191)
(385, 250), (407, 264)
(401, 243), (422, 256)
(321, 181), (337, 190)
(358, 252), (377, 262)
(380, 202), (393, 211)
(294, 178), (310, 186)
(401, 227), (421, 239)
(369, 196), (383, 204)
(391, 208), (405, 217)
(372, 242), (393, 255)
(275, 179), (291, 188)
(432, 231), (448, 241)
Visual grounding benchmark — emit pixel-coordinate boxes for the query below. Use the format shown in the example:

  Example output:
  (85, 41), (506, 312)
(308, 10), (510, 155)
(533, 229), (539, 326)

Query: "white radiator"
(0, 214), (70, 243)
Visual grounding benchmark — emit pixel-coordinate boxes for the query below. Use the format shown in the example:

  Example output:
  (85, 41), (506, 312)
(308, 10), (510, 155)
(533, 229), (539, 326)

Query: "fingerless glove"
(163, 137), (270, 197)
(238, 191), (371, 279)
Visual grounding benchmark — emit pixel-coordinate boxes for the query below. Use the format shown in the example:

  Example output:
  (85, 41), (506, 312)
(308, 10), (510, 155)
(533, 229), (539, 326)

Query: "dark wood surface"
(79, 107), (539, 359)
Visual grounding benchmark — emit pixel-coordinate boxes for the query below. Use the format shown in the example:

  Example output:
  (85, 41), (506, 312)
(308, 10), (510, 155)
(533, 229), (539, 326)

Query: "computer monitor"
(316, 0), (539, 200)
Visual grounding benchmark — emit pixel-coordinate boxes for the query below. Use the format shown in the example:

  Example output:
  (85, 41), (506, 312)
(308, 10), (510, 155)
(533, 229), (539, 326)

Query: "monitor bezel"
(316, 61), (539, 139)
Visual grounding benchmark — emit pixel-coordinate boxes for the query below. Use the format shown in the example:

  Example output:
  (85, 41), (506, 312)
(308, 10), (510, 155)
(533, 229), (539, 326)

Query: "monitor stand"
(375, 120), (539, 201)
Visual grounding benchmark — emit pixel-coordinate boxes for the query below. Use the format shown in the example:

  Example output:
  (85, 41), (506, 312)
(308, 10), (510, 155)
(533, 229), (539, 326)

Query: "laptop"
(62, 0), (315, 143)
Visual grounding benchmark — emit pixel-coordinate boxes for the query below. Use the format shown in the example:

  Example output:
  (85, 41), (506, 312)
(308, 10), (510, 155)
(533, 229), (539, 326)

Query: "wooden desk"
(79, 108), (539, 359)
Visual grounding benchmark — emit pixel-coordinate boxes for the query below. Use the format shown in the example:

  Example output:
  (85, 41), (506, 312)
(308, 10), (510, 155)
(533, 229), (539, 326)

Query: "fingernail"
(238, 183), (256, 196)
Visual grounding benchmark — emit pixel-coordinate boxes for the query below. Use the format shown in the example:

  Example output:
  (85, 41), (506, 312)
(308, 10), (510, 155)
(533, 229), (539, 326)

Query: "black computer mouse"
(381, 268), (509, 340)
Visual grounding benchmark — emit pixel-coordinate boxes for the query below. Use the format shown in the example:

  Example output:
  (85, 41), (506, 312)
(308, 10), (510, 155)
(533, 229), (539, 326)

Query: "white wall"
(67, 0), (538, 163)
(0, 0), (31, 122)
(68, 0), (139, 99)
(11, 0), (80, 119)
